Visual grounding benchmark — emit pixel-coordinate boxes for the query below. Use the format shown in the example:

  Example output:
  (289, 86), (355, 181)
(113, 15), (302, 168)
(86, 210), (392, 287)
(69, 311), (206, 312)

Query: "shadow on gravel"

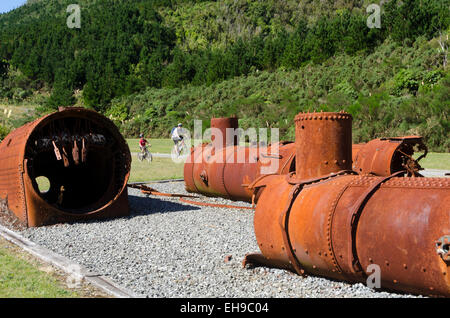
(128, 195), (201, 216)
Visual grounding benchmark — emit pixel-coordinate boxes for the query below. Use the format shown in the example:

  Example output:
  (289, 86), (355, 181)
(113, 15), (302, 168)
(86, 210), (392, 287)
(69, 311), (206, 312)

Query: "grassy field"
(0, 104), (32, 119)
(129, 156), (184, 182)
(415, 152), (450, 171)
(126, 138), (246, 154)
(0, 103), (37, 127)
(126, 138), (174, 154)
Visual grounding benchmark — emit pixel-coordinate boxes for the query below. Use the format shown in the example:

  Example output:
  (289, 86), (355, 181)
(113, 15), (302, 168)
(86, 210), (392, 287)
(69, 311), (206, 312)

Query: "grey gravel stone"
(20, 181), (420, 298)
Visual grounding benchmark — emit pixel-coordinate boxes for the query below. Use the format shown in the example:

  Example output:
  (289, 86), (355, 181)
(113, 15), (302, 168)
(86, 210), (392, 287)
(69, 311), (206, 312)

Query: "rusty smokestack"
(210, 117), (239, 149)
(295, 111), (352, 179)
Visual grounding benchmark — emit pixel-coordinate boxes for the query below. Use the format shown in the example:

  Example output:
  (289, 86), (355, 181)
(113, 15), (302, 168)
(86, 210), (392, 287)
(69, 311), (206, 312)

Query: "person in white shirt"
(171, 123), (185, 155)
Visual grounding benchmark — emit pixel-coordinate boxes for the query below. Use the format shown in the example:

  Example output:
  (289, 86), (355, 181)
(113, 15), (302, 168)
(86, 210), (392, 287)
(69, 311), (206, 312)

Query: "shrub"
(0, 124), (11, 141)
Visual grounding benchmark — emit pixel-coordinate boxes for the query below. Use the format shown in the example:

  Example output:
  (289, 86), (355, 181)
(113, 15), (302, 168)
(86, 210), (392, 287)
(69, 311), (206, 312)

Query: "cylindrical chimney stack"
(210, 117), (239, 149)
(294, 111), (352, 179)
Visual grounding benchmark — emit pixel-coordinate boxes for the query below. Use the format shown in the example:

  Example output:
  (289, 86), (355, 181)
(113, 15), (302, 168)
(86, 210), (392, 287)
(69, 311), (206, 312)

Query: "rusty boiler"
(184, 117), (297, 202)
(0, 107), (131, 227)
(245, 111), (449, 297)
(184, 117), (427, 203)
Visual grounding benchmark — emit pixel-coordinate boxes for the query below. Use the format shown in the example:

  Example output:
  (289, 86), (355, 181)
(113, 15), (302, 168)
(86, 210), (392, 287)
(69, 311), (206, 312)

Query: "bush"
(0, 124), (11, 141)
(391, 69), (421, 96)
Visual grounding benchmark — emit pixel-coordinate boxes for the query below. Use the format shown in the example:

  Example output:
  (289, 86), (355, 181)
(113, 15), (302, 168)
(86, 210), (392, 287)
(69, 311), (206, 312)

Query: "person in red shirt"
(139, 133), (149, 153)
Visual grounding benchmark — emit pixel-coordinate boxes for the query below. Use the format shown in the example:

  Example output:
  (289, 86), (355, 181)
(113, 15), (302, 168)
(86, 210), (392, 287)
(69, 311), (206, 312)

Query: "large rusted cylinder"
(0, 107), (131, 227)
(184, 141), (295, 202)
(251, 174), (450, 296)
(184, 117), (297, 202)
(248, 111), (450, 297)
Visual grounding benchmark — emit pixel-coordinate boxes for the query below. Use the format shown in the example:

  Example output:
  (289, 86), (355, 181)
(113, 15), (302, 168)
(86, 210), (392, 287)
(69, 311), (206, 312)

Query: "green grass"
(126, 138), (174, 154)
(35, 176), (50, 193)
(0, 104), (30, 119)
(129, 156), (184, 183)
(0, 103), (38, 127)
(0, 239), (78, 298)
(415, 152), (450, 170)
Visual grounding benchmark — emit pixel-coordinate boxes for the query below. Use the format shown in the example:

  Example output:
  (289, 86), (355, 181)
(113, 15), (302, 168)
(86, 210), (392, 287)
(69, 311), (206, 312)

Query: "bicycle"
(138, 146), (153, 162)
(172, 138), (188, 158)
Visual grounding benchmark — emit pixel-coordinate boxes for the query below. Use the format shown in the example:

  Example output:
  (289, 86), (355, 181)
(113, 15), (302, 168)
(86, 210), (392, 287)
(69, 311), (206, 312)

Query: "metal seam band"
(327, 182), (351, 274)
(347, 170), (406, 275)
(279, 170), (357, 276)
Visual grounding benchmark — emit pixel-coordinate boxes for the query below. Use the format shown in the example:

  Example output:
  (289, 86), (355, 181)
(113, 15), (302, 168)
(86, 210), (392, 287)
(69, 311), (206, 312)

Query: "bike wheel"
(180, 143), (188, 157)
(138, 152), (144, 162)
(147, 151), (153, 163)
(171, 145), (180, 159)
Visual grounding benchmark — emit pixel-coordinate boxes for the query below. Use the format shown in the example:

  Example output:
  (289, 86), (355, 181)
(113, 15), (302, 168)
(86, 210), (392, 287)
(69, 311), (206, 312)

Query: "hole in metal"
(35, 176), (50, 194)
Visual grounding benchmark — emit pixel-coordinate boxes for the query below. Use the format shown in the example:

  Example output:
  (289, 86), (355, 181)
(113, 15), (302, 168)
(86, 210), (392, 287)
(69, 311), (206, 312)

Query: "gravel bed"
(19, 181), (419, 298)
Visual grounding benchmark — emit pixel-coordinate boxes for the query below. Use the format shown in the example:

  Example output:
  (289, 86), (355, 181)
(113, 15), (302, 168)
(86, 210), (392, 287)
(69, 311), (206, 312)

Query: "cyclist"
(139, 133), (150, 154)
(171, 123), (185, 156)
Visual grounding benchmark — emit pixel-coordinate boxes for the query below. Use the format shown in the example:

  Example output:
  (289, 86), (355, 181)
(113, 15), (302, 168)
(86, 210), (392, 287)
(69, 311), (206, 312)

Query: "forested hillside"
(0, 0), (449, 150)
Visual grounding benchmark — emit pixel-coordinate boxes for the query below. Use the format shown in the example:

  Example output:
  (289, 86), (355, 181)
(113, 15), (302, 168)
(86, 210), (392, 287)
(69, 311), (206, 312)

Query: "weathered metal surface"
(352, 136), (427, 176)
(128, 183), (197, 199)
(179, 197), (254, 210)
(250, 173), (450, 296)
(184, 141), (296, 202)
(247, 111), (450, 297)
(0, 107), (131, 227)
(295, 111), (353, 179)
(184, 117), (280, 202)
(210, 117), (239, 149)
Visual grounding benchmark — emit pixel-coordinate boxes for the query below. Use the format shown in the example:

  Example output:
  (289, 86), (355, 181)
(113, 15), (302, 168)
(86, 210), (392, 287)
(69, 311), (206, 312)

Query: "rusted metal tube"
(0, 107), (131, 227)
(246, 111), (450, 297)
(184, 117), (295, 202)
(249, 173), (450, 296)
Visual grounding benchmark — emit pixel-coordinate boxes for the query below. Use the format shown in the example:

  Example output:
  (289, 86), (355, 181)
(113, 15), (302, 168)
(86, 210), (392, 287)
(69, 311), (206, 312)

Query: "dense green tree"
(384, 0), (450, 43)
(0, 0), (176, 110)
